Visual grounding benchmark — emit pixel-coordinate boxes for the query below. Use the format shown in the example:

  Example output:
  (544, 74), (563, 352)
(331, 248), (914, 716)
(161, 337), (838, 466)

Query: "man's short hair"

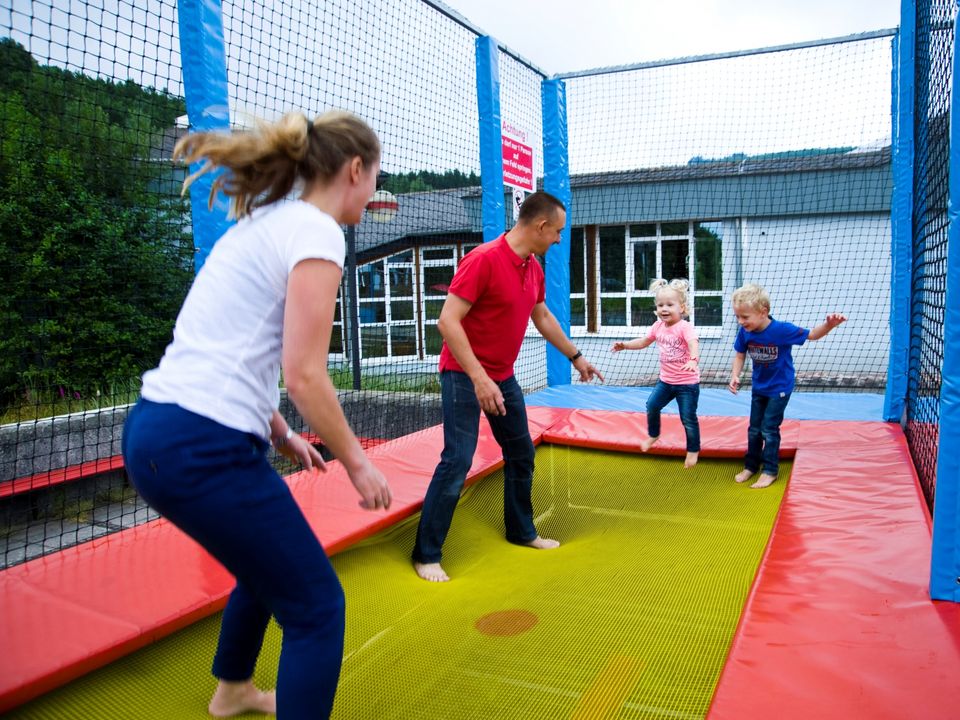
(517, 191), (565, 225)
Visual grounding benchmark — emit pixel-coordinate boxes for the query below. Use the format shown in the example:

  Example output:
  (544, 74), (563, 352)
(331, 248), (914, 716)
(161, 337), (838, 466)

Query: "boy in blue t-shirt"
(728, 283), (846, 488)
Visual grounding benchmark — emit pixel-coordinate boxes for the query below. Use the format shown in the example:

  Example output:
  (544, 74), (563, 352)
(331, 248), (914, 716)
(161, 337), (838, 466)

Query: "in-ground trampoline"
(2, 390), (959, 719)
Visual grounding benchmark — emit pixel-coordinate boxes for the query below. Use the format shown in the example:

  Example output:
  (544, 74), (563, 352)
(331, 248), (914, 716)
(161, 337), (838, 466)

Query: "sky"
(438, 0), (901, 75)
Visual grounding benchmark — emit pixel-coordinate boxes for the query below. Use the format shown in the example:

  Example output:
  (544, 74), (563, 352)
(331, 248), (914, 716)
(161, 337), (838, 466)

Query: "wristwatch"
(569, 351), (582, 362)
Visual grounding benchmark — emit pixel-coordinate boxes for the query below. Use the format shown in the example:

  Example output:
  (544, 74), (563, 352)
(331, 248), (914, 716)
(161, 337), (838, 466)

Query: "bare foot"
(525, 536), (560, 550)
(750, 473), (777, 489)
(639, 435), (659, 452)
(734, 469), (755, 484)
(413, 562), (450, 582)
(684, 452), (699, 469)
(208, 680), (276, 718)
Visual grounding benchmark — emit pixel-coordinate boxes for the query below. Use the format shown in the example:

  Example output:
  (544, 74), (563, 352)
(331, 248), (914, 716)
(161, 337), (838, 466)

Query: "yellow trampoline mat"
(11, 446), (789, 720)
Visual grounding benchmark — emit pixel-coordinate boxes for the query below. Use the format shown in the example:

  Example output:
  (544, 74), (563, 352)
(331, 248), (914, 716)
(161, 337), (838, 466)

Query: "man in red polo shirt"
(413, 191), (603, 582)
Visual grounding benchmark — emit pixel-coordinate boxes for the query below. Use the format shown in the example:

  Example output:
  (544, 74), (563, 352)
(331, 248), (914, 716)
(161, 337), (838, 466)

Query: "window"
(421, 246), (456, 356)
(570, 228), (586, 326)
(589, 221), (724, 331)
(355, 250), (419, 358)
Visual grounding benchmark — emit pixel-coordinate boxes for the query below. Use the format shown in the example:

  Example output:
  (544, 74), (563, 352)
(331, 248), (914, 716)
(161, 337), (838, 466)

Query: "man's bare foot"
(684, 452), (699, 469)
(414, 562), (450, 582)
(208, 680), (276, 718)
(734, 469), (755, 483)
(750, 473), (777, 489)
(526, 536), (560, 549)
(639, 435), (659, 452)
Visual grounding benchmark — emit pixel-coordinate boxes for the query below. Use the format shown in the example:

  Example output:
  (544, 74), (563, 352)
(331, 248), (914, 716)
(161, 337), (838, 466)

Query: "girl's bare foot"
(750, 473), (777, 489)
(639, 435), (659, 452)
(684, 452), (699, 469)
(734, 469), (754, 483)
(526, 536), (560, 549)
(414, 562), (450, 582)
(208, 680), (276, 718)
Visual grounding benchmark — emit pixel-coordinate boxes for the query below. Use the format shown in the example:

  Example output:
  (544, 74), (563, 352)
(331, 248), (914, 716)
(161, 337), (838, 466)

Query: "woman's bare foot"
(414, 562), (450, 582)
(750, 473), (777, 489)
(639, 435), (659, 452)
(734, 469), (755, 484)
(684, 452), (699, 469)
(526, 536), (560, 549)
(208, 680), (276, 718)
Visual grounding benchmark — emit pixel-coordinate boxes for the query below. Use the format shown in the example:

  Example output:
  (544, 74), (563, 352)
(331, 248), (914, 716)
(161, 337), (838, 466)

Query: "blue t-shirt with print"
(733, 317), (810, 397)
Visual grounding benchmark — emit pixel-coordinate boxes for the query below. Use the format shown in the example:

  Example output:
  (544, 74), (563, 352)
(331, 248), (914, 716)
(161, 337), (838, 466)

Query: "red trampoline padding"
(0, 406), (573, 713)
(538, 407), (800, 459)
(706, 420), (960, 719)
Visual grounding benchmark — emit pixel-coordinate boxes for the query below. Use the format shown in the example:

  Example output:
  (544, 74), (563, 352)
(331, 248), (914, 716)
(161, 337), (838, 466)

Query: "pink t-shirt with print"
(646, 319), (700, 385)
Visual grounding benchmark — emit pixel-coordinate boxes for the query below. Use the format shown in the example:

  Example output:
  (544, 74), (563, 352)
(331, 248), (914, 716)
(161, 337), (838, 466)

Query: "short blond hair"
(731, 283), (770, 312)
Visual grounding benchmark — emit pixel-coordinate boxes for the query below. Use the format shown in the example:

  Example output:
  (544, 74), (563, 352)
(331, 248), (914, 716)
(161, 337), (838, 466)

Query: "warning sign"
(501, 126), (534, 193)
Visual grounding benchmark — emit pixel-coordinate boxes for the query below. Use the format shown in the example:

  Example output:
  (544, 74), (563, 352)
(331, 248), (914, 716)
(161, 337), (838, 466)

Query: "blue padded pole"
(177, 0), (233, 273)
(885, 19), (914, 423)
(476, 36), (505, 242)
(930, 3), (960, 602)
(542, 78), (573, 387)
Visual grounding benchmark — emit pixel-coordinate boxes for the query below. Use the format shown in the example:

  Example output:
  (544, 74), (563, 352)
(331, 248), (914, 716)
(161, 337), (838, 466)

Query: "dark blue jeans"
(412, 371), (537, 564)
(646, 380), (701, 452)
(745, 392), (792, 476)
(122, 399), (345, 720)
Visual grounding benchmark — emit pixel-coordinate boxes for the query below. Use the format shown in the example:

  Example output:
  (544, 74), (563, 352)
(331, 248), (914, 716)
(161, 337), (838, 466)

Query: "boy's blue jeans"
(646, 380), (701, 452)
(412, 371), (537, 564)
(745, 392), (792, 476)
(122, 399), (345, 720)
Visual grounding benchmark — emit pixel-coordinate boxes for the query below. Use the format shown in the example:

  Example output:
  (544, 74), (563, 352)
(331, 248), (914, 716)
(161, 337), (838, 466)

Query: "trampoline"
(2, 396), (959, 719)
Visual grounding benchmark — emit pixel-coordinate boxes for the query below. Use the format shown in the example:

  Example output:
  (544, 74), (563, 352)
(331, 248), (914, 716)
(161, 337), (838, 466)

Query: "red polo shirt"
(438, 234), (545, 381)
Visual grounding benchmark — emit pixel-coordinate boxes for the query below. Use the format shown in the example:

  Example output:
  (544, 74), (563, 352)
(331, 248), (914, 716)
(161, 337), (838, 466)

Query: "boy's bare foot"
(526, 536), (560, 550)
(414, 562), (450, 582)
(750, 474), (777, 489)
(684, 452), (699, 469)
(734, 469), (755, 483)
(208, 680), (276, 718)
(639, 435), (659, 452)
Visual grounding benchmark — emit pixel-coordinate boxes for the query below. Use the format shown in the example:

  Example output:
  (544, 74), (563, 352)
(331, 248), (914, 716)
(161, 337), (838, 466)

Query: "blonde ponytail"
(174, 109), (380, 219)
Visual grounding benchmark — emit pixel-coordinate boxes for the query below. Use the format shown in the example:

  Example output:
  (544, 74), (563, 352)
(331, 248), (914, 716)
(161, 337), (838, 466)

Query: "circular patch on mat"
(474, 609), (538, 636)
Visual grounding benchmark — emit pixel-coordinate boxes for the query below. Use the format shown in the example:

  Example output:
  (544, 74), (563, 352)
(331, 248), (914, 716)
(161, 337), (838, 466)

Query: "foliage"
(380, 168), (480, 195)
(0, 39), (192, 406)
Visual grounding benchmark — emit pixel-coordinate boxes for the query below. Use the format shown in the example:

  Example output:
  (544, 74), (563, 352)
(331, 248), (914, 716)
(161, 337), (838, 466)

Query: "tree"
(0, 40), (191, 404)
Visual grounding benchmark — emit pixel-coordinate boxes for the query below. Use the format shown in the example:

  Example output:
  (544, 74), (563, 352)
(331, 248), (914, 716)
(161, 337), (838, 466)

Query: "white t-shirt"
(141, 200), (345, 439)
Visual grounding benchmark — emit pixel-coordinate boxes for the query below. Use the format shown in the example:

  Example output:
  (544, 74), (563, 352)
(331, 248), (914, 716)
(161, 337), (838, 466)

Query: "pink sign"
(502, 134), (534, 192)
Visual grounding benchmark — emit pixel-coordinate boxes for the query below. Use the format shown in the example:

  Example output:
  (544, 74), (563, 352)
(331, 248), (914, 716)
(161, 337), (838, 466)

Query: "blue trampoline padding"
(526, 385), (886, 421)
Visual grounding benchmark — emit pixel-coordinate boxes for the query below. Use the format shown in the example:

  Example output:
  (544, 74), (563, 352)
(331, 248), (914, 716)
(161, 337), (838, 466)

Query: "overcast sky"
(438, 0), (901, 74)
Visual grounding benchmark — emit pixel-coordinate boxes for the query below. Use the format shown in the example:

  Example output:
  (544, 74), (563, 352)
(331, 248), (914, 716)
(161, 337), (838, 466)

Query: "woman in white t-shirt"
(122, 110), (392, 719)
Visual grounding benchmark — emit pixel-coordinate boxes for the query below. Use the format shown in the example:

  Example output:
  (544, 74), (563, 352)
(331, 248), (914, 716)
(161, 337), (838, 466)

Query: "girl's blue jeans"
(122, 399), (344, 720)
(646, 380), (701, 452)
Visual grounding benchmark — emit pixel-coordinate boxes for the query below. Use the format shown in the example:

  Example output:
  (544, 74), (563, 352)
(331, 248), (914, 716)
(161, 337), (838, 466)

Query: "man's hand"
(574, 356), (604, 383)
(473, 374), (506, 415)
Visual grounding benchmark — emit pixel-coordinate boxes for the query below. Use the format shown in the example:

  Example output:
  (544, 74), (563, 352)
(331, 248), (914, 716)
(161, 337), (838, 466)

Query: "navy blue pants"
(122, 399), (344, 719)
(745, 392), (792, 476)
(412, 371), (537, 564)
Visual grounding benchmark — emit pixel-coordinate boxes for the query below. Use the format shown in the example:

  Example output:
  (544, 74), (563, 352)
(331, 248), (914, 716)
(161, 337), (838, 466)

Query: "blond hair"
(649, 278), (690, 309)
(731, 283), (771, 312)
(174, 109), (380, 219)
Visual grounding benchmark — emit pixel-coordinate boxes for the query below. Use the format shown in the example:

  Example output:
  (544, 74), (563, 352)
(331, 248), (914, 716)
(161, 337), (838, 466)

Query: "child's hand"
(728, 376), (740, 394)
(681, 360), (698, 371)
(611, 341), (627, 353)
(825, 313), (847, 329)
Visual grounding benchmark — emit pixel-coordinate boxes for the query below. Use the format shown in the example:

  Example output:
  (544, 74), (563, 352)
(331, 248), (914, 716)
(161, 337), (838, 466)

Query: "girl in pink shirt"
(612, 278), (701, 468)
